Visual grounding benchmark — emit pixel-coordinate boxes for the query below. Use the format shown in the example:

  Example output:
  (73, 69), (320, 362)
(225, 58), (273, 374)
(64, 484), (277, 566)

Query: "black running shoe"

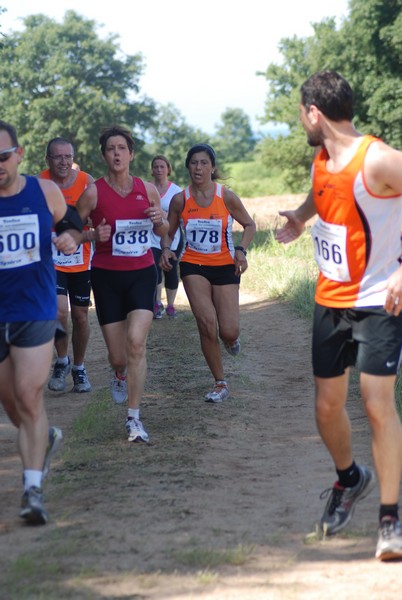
(319, 465), (375, 535)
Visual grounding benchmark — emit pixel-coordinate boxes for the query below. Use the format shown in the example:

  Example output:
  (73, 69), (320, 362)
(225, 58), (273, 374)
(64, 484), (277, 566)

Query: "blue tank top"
(0, 176), (57, 321)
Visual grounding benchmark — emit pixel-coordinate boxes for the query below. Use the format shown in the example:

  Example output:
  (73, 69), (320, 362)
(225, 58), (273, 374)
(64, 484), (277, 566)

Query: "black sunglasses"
(0, 146), (17, 162)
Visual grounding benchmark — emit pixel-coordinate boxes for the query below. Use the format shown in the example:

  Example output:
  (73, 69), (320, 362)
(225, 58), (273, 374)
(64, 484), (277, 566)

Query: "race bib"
(311, 218), (351, 282)
(112, 219), (153, 257)
(52, 232), (84, 266)
(185, 219), (222, 254)
(0, 214), (40, 269)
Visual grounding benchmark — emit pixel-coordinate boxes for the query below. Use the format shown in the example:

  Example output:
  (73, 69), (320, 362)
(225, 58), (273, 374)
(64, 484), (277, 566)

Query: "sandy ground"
(0, 195), (401, 599)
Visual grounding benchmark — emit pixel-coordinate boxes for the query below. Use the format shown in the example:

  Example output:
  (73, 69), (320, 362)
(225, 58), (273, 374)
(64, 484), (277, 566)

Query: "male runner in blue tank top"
(0, 120), (82, 525)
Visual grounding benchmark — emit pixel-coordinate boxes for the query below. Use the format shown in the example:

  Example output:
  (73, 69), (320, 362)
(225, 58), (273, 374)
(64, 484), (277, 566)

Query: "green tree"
(0, 11), (157, 176)
(144, 103), (208, 186)
(212, 108), (256, 163)
(340, 0), (402, 147)
(258, 0), (402, 191)
(258, 17), (349, 191)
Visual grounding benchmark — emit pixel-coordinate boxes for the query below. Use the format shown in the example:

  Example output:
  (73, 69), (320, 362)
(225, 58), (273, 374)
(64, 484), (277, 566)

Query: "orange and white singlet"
(311, 135), (402, 308)
(40, 169), (92, 273)
(180, 183), (235, 266)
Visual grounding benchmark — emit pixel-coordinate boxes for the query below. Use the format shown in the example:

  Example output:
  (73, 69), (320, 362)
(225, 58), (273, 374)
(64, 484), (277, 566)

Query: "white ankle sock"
(128, 408), (140, 420)
(23, 469), (43, 491)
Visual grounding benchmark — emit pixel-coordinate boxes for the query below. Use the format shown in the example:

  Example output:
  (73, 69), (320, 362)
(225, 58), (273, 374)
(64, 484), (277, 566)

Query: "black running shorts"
(312, 304), (402, 377)
(180, 262), (240, 286)
(55, 270), (91, 307)
(91, 265), (157, 326)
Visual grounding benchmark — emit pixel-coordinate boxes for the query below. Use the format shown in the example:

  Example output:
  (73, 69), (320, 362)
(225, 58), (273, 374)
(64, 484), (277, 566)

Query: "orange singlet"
(40, 169), (92, 273)
(180, 183), (235, 267)
(311, 135), (402, 308)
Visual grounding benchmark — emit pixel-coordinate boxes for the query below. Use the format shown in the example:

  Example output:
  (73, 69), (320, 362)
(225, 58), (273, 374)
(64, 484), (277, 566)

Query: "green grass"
(174, 543), (255, 568)
(239, 228), (318, 320)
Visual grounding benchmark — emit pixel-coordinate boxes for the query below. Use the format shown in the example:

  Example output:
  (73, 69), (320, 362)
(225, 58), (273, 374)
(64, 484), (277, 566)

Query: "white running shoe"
(110, 374), (128, 404)
(42, 426), (63, 481)
(125, 417), (149, 442)
(376, 518), (402, 561)
(224, 338), (241, 356)
(205, 380), (229, 403)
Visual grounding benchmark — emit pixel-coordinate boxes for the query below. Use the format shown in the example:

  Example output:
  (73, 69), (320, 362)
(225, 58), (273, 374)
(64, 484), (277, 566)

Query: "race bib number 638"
(112, 219), (152, 257)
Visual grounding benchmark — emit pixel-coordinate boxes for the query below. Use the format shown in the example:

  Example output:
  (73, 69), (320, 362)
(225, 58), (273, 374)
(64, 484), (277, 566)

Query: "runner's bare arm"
(275, 189), (316, 244)
(365, 143), (402, 315)
(365, 141), (402, 196)
(160, 192), (183, 271)
(223, 188), (256, 249)
(143, 181), (169, 237)
(74, 183), (111, 243)
(38, 179), (81, 254)
(223, 188), (256, 275)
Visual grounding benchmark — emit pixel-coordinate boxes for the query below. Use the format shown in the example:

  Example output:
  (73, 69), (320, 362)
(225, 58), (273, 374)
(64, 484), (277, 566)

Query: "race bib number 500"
(311, 218), (351, 282)
(0, 214), (40, 269)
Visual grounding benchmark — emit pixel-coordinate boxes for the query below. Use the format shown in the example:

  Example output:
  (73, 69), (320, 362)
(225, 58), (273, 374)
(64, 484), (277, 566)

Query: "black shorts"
(0, 320), (59, 362)
(152, 247), (181, 289)
(91, 266), (157, 326)
(56, 270), (91, 307)
(180, 262), (240, 286)
(313, 304), (402, 377)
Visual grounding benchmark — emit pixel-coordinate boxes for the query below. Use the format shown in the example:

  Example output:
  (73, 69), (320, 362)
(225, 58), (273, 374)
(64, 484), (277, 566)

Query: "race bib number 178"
(185, 219), (222, 254)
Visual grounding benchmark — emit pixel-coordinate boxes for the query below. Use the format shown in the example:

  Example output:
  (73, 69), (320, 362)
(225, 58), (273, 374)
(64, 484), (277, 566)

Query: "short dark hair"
(46, 137), (74, 157)
(0, 120), (19, 146)
(185, 143), (216, 168)
(99, 125), (135, 155)
(151, 155), (172, 176)
(300, 71), (354, 122)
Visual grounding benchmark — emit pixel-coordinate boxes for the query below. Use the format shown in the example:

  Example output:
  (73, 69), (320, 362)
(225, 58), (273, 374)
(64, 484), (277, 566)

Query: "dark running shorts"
(91, 265), (157, 326)
(180, 262), (240, 286)
(0, 320), (59, 362)
(56, 270), (91, 307)
(313, 304), (402, 377)
(151, 246), (180, 289)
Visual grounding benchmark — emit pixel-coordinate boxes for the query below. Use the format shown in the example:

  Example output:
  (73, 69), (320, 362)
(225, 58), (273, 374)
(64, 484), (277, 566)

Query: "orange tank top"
(180, 183), (235, 266)
(311, 135), (402, 307)
(40, 169), (92, 272)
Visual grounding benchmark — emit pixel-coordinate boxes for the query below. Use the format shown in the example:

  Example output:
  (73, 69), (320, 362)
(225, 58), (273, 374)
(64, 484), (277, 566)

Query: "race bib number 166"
(311, 218), (351, 282)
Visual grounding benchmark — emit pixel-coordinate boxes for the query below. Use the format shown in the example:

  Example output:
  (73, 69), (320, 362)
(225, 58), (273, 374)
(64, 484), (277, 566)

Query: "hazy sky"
(1, 0), (350, 134)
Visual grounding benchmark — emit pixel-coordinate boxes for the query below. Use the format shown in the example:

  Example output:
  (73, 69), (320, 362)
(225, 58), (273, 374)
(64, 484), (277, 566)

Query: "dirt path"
(1, 288), (401, 599)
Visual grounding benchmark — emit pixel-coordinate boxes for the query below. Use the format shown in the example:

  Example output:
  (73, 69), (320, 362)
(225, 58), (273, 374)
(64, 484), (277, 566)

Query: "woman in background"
(150, 155), (182, 319)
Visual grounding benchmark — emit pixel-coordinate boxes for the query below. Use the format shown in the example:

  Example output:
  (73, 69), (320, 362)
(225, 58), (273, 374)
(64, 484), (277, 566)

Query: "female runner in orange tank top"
(160, 144), (256, 402)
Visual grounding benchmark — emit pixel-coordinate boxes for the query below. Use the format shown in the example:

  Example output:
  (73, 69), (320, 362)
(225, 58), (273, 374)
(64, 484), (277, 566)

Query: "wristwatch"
(235, 245), (247, 256)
